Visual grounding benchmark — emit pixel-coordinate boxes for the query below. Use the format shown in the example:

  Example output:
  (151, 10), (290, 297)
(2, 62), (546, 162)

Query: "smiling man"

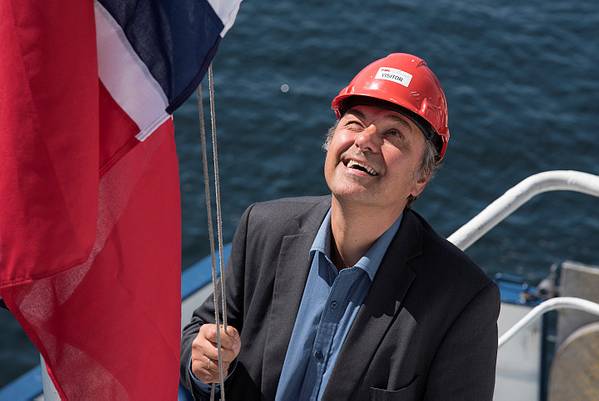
(181, 53), (500, 401)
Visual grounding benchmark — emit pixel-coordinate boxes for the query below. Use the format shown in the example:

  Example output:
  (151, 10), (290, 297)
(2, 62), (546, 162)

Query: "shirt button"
(314, 351), (324, 361)
(330, 301), (337, 310)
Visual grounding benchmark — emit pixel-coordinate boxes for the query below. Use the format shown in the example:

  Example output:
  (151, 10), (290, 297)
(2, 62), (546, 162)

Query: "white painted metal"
(448, 171), (599, 251)
(495, 302), (541, 401)
(499, 297), (599, 348)
(40, 357), (59, 401)
(182, 283), (215, 331)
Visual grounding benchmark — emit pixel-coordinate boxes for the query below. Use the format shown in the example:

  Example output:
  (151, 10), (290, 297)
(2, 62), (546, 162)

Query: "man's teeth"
(347, 160), (378, 176)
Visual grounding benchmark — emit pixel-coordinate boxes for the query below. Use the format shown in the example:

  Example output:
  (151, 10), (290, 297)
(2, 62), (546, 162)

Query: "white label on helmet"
(375, 67), (413, 87)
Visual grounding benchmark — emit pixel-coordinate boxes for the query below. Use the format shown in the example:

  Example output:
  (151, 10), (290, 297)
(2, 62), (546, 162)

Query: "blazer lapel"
(261, 198), (330, 400)
(322, 210), (422, 401)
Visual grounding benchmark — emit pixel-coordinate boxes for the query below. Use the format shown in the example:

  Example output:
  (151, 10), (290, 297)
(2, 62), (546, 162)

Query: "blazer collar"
(261, 197), (331, 399)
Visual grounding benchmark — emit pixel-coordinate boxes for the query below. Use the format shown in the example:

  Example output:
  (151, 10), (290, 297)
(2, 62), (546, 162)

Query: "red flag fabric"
(0, 1), (182, 399)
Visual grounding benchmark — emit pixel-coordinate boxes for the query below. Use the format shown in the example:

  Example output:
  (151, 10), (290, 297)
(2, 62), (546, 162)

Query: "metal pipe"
(499, 297), (599, 348)
(448, 171), (599, 251)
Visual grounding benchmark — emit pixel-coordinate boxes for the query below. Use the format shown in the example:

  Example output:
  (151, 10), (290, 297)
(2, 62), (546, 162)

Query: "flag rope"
(207, 65), (229, 332)
(196, 70), (227, 401)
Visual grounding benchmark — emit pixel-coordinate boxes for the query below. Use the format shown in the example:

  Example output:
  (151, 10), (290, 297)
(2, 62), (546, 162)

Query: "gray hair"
(323, 121), (443, 207)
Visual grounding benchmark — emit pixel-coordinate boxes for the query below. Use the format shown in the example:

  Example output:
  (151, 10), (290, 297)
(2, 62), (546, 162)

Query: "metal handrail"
(499, 297), (599, 348)
(448, 170), (599, 251)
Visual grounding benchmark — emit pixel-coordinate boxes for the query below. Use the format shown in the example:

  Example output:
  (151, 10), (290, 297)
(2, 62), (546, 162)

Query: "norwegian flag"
(0, 0), (240, 399)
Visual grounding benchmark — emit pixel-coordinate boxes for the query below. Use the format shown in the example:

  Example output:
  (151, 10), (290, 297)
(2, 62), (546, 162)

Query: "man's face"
(324, 104), (430, 212)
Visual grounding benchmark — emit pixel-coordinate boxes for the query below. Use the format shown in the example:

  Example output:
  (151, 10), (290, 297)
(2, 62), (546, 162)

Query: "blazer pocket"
(369, 376), (420, 401)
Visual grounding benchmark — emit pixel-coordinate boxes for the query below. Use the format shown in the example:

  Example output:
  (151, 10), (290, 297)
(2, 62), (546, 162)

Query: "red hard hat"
(331, 53), (450, 159)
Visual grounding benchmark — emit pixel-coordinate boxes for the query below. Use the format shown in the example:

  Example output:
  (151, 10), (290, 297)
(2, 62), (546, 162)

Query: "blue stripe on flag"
(98, 0), (224, 112)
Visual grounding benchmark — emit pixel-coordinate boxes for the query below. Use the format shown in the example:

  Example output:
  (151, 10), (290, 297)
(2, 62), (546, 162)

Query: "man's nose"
(354, 124), (382, 152)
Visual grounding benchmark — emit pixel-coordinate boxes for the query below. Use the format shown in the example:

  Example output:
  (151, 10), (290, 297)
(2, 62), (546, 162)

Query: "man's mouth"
(344, 159), (379, 176)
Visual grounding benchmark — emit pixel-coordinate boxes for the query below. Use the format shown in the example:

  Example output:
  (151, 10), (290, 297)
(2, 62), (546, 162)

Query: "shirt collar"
(310, 209), (332, 256)
(310, 209), (403, 281)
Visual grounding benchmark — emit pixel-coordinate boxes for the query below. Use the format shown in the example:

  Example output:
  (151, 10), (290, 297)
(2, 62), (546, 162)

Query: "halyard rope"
(207, 65), (229, 332)
(196, 65), (227, 400)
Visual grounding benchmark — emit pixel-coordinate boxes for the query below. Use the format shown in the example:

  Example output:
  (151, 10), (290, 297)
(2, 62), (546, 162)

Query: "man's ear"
(410, 172), (431, 198)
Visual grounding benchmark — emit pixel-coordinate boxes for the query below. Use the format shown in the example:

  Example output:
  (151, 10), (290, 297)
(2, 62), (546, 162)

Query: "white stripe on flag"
(207, 0), (243, 37)
(94, 1), (169, 142)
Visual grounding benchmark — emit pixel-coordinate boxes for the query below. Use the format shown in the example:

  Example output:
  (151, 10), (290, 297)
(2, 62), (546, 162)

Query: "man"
(181, 53), (500, 401)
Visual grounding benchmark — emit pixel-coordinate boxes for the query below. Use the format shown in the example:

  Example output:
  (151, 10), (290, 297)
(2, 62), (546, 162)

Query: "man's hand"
(191, 324), (241, 384)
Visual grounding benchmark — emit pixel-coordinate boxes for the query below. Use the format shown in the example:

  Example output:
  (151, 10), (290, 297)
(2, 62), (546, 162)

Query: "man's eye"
(386, 129), (403, 138)
(345, 121), (363, 130)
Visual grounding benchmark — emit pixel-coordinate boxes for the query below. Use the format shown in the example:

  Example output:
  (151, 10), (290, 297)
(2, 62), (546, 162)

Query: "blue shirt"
(274, 210), (402, 401)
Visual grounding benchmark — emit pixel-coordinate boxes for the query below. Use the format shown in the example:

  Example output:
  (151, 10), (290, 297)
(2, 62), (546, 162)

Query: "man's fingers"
(196, 355), (230, 373)
(199, 324), (241, 362)
(203, 325), (241, 350)
(191, 356), (231, 384)
(193, 338), (237, 362)
(190, 324), (240, 384)
(222, 326), (241, 349)
(191, 324), (241, 376)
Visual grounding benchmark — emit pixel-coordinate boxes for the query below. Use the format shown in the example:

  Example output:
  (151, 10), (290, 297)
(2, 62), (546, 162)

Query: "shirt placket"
(300, 266), (361, 400)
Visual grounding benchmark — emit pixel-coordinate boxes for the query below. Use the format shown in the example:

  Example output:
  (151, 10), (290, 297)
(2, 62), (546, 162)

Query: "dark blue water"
(2, 0), (599, 387)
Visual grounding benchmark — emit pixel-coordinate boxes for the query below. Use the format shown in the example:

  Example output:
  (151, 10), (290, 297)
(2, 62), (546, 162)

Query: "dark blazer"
(181, 196), (500, 401)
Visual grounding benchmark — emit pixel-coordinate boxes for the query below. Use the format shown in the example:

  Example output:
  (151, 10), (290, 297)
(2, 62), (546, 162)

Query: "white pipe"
(448, 170), (599, 251)
(498, 297), (599, 348)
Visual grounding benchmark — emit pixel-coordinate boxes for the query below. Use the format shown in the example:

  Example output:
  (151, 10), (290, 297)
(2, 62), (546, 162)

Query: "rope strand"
(207, 65), (229, 331)
(196, 82), (226, 401)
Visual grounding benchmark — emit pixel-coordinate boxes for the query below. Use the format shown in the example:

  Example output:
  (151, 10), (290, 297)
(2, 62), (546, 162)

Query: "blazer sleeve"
(423, 280), (500, 401)
(180, 203), (254, 400)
